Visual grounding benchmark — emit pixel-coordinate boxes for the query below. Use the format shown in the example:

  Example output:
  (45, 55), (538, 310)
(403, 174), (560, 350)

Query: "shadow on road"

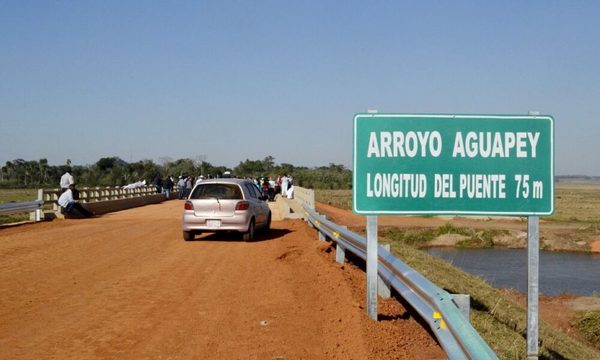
(188, 228), (293, 243)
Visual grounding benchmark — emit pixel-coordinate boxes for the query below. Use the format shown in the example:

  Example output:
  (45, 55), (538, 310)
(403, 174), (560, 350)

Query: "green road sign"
(353, 114), (554, 216)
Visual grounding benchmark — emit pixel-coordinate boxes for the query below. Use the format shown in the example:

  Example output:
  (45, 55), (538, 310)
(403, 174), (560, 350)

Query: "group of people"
(254, 175), (293, 201)
(277, 175), (294, 199)
(56, 169), (242, 217)
(56, 169), (296, 217)
(153, 175), (174, 198)
(57, 169), (94, 218)
(152, 172), (295, 202)
(154, 174), (218, 200)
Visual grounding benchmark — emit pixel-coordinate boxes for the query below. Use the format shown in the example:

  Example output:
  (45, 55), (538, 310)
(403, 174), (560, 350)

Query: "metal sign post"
(366, 215), (378, 320)
(527, 216), (540, 359)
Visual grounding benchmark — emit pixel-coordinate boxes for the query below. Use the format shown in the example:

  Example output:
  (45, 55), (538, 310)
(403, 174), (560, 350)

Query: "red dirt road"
(0, 201), (444, 359)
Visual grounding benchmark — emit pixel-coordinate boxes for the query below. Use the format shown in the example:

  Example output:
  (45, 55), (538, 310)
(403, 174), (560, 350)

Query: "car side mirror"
(259, 195), (268, 201)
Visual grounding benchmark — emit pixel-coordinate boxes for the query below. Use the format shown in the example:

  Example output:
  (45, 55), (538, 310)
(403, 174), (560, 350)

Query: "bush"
(575, 311), (600, 348)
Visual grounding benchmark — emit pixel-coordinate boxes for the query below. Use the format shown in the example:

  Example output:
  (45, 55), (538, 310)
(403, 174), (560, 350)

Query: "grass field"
(0, 188), (38, 203)
(0, 188), (39, 225)
(317, 183), (600, 224)
(551, 182), (600, 223)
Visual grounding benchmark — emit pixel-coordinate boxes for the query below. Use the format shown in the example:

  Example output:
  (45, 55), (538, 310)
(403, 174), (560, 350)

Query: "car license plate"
(206, 220), (221, 229)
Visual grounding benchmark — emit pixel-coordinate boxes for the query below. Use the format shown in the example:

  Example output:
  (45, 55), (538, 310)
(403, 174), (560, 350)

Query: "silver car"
(182, 178), (271, 241)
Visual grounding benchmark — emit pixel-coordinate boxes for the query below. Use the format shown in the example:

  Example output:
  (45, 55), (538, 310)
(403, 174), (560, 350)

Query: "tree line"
(0, 156), (352, 190)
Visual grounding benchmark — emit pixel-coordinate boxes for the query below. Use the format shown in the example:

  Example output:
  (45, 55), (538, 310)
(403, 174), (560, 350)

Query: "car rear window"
(190, 183), (243, 200)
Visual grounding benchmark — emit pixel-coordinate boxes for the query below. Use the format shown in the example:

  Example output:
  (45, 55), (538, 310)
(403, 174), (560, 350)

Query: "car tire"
(243, 219), (255, 242)
(183, 230), (195, 241)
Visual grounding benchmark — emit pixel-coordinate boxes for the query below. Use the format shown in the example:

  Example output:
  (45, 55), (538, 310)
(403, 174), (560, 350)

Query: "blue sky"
(1, 1), (599, 175)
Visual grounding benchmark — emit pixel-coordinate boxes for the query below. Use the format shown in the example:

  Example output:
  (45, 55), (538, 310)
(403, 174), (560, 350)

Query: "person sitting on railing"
(58, 184), (94, 218)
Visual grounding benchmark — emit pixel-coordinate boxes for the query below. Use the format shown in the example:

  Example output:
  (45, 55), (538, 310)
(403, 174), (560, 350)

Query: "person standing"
(275, 176), (282, 197)
(154, 175), (163, 194)
(281, 175), (289, 197)
(60, 169), (75, 193)
(163, 175), (173, 199)
(185, 176), (193, 198)
(268, 177), (276, 201)
(177, 176), (187, 199)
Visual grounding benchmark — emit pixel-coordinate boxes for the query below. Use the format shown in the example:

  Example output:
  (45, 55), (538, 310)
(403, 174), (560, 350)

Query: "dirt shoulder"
(0, 200), (444, 359)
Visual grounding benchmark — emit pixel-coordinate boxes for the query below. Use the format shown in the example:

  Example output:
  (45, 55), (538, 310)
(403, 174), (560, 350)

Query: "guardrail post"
(335, 226), (347, 264)
(378, 244), (391, 299)
(335, 243), (345, 263)
(452, 294), (471, 322)
(35, 189), (43, 222)
(318, 231), (326, 242)
(318, 215), (327, 241)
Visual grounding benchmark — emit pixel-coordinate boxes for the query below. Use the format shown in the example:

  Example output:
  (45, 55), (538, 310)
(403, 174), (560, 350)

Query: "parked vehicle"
(182, 178), (271, 241)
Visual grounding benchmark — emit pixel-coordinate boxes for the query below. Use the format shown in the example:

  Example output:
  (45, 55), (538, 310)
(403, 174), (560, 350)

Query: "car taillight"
(184, 201), (194, 211)
(235, 201), (249, 211)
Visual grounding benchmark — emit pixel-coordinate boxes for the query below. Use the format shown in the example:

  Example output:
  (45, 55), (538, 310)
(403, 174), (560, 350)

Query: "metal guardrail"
(302, 205), (498, 360)
(0, 200), (44, 221)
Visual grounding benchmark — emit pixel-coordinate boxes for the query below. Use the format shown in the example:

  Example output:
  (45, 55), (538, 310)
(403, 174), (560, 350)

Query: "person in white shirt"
(281, 175), (289, 197)
(58, 184), (93, 218)
(177, 176), (187, 199)
(60, 170), (75, 192)
(286, 182), (294, 199)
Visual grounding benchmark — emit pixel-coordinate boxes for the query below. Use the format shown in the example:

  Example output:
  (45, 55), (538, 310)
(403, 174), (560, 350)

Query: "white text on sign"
(367, 131), (540, 158)
(366, 173), (512, 199)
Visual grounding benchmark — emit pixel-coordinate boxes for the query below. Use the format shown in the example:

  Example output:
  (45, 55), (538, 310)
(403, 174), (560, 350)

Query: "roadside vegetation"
(383, 223), (508, 248)
(381, 238), (600, 359)
(551, 182), (600, 224)
(574, 310), (600, 349)
(315, 189), (353, 209)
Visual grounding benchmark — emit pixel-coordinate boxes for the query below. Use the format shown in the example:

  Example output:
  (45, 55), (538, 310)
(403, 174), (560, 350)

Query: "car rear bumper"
(182, 211), (251, 232)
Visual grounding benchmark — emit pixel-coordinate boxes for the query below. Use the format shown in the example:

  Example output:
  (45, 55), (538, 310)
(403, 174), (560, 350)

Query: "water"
(425, 248), (600, 296)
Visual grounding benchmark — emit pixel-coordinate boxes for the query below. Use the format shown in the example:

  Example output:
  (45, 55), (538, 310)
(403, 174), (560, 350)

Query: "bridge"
(0, 196), (448, 359)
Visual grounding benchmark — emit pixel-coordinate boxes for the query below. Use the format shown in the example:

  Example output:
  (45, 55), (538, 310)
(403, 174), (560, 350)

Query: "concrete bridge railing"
(38, 186), (176, 218)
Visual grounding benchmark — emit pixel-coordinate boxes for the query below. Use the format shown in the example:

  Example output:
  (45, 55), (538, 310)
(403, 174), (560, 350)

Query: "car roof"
(195, 178), (249, 185)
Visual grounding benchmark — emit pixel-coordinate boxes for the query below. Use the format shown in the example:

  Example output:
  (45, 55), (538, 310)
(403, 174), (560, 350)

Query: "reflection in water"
(425, 248), (600, 296)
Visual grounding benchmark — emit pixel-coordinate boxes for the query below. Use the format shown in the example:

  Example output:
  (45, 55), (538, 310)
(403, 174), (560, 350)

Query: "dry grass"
(315, 189), (352, 209)
(0, 188), (38, 203)
(550, 183), (600, 223)
(575, 310), (600, 348)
